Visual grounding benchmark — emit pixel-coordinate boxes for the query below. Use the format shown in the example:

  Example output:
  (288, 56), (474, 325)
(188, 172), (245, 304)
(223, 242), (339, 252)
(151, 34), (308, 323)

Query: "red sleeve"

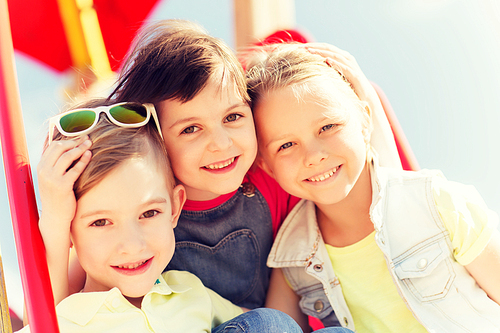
(245, 167), (301, 238)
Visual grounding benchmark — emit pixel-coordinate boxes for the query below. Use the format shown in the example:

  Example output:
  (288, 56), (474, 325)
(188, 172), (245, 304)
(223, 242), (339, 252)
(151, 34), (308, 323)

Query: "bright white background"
(2, 0), (500, 316)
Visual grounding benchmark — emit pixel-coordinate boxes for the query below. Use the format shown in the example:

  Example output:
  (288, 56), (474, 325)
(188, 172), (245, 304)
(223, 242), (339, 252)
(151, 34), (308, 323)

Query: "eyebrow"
(168, 102), (248, 129)
(78, 197), (169, 219)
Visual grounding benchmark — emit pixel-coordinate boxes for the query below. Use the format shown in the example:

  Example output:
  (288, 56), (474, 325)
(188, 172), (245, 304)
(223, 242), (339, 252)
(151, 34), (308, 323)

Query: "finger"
(52, 139), (92, 175)
(323, 57), (366, 83)
(42, 136), (90, 168)
(304, 43), (353, 60)
(322, 57), (371, 101)
(304, 42), (347, 54)
(38, 137), (87, 182)
(64, 150), (92, 183)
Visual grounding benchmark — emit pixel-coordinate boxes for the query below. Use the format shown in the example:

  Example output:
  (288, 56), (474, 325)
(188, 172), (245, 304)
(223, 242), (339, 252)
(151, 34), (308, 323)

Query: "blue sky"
(2, 0), (500, 316)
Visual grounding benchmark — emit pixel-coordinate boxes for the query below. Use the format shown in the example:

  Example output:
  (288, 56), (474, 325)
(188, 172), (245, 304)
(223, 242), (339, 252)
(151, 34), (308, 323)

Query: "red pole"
(0, 0), (59, 332)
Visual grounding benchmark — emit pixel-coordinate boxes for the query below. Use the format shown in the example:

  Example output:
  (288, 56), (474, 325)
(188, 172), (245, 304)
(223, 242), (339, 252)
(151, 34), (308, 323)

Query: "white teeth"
(117, 260), (147, 270)
(205, 157), (235, 170)
(308, 167), (338, 182)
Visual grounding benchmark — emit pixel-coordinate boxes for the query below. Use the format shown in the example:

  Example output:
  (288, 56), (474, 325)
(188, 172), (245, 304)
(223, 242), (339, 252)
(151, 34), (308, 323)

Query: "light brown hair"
(49, 99), (174, 200)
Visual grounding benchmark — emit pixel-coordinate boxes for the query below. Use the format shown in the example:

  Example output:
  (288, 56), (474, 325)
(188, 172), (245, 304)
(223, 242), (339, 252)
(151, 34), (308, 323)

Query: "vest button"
(314, 300), (324, 312)
(343, 317), (349, 326)
(313, 264), (323, 272)
(417, 258), (428, 269)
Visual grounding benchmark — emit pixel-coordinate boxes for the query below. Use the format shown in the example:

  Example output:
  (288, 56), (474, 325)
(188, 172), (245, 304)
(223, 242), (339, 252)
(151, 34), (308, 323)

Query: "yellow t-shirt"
(325, 181), (498, 333)
(17, 270), (243, 333)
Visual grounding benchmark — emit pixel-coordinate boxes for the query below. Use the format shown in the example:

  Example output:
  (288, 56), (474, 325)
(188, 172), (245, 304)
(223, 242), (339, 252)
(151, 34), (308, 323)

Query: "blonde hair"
(49, 99), (174, 200)
(245, 44), (372, 143)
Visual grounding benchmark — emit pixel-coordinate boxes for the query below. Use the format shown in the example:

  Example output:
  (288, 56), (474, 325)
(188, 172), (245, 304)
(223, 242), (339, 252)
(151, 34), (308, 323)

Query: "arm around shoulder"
(265, 268), (310, 332)
(465, 229), (500, 305)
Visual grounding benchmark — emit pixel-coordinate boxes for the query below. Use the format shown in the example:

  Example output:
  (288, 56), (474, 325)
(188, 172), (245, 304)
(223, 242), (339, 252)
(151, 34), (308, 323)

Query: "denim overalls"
(166, 181), (273, 309)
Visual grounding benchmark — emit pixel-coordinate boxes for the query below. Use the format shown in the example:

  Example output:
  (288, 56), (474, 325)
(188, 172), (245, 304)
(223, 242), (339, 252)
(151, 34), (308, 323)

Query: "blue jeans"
(212, 308), (301, 333)
(313, 328), (354, 333)
(212, 308), (355, 333)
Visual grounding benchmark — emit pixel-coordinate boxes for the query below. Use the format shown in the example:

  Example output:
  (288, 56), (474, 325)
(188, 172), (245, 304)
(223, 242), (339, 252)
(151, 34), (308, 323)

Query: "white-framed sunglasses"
(48, 102), (163, 144)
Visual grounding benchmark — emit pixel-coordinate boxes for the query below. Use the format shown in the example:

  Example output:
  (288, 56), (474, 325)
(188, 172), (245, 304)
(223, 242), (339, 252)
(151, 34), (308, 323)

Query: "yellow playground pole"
(56, 0), (114, 93)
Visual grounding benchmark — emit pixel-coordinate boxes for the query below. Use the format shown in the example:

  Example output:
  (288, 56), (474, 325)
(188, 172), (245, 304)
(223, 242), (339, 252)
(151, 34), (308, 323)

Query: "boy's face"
(71, 155), (185, 300)
(254, 83), (368, 206)
(158, 71), (258, 201)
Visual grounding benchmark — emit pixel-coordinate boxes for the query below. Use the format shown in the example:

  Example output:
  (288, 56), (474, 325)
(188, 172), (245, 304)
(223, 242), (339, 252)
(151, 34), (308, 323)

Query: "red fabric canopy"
(7, 0), (160, 72)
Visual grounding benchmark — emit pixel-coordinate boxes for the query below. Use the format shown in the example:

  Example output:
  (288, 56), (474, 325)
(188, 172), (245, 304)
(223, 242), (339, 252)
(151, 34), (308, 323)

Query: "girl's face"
(71, 154), (184, 304)
(254, 82), (368, 206)
(158, 71), (258, 201)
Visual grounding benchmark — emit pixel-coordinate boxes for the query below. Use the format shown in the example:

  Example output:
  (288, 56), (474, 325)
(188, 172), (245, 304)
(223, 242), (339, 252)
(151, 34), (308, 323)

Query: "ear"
(256, 155), (276, 179)
(170, 185), (186, 228)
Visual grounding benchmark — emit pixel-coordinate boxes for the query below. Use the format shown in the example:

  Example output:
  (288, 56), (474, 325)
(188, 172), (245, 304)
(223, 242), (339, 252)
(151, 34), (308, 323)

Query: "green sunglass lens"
(110, 104), (147, 124)
(60, 110), (96, 133)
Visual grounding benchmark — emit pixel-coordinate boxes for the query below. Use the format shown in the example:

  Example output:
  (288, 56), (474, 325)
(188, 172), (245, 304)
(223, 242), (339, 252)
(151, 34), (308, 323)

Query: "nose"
(303, 141), (328, 167)
(117, 221), (146, 255)
(207, 127), (233, 152)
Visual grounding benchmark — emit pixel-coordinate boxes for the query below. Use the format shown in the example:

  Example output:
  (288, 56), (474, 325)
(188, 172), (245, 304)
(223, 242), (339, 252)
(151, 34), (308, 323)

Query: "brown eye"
(91, 219), (108, 227)
(225, 114), (241, 122)
(142, 210), (158, 219)
(181, 126), (199, 134)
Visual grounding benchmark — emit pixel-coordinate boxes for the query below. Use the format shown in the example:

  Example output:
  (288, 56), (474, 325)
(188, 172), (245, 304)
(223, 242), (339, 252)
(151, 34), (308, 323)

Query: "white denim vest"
(268, 165), (500, 332)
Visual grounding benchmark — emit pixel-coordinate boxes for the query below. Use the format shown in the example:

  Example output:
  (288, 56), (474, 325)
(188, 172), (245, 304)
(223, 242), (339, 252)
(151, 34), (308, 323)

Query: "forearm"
(465, 229), (500, 305)
(265, 268), (310, 332)
(39, 215), (71, 305)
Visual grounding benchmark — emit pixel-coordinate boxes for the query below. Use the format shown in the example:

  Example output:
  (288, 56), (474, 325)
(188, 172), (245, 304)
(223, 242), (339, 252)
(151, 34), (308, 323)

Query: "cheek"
(74, 236), (105, 269)
(165, 141), (196, 171)
(274, 158), (298, 185)
(235, 122), (257, 149)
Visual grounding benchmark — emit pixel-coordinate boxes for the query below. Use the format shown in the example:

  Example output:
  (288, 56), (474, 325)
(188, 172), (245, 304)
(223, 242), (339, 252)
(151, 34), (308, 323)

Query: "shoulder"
(162, 270), (204, 286)
(378, 166), (444, 182)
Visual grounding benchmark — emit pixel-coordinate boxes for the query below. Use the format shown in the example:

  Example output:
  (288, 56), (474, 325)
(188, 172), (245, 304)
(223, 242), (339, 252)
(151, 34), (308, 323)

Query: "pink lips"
(202, 156), (238, 174)
(305, 165), (342, 183)
(112, 258), (153, 276)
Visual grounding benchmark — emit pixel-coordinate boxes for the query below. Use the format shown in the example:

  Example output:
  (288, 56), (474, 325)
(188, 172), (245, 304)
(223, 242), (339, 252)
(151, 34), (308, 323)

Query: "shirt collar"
(268, 199), (322, 267)
(57, 273), (192, 326)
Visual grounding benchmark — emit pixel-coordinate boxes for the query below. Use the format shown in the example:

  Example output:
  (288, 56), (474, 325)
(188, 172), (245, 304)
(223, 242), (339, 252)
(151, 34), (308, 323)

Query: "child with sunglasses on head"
(25, 98), (304, 332)
(245, 43), (500, 332)
(105, 21), (397, 320)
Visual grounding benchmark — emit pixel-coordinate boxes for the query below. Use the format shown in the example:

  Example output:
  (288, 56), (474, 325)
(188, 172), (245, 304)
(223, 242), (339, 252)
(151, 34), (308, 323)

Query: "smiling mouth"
(306, 166), (340, 182)
(115, 259), (150, 270)
(203, 157), (236, 170)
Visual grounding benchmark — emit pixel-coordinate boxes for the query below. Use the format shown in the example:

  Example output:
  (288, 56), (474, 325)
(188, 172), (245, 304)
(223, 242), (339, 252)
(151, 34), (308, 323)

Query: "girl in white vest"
(245, 43), (500, 333)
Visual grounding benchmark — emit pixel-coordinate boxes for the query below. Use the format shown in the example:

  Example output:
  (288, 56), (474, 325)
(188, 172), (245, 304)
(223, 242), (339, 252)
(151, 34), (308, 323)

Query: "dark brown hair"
(110, 19), (249, 105)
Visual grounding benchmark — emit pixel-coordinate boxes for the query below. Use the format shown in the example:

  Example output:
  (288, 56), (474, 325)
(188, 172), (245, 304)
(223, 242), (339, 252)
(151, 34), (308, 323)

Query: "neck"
(184, 188), (220, 201)
(315, 162), (374, 247)
(83, 278), (145, 309)
(125, 295), (144, 308)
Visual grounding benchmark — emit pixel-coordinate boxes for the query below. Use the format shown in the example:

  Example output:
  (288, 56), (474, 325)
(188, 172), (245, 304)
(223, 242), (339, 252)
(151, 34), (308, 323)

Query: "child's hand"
(37, 136), (92, 230)
(305, 43), (402, 168)
(304, 42), (383, 115)
(36, 136), (91, 305)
